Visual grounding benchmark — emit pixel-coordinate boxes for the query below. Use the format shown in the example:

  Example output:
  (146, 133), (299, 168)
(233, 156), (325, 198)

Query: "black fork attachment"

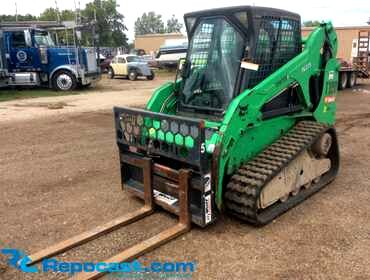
(26, 157), (191, 280)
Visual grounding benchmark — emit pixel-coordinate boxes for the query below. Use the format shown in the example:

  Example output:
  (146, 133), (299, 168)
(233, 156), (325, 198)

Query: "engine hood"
(47, 47), (80, 65)
(46, 47), (97, 73)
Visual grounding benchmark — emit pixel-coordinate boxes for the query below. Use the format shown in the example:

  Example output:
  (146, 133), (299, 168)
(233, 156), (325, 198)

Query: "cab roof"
(184, 5), (300, 22)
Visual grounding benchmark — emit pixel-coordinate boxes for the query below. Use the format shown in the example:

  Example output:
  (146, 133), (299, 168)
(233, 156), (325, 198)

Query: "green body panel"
(144, 22), (339, 210)
(313, 58), (338, 123)
(146, 82), (177, 113)
(214, 23), (339, 208)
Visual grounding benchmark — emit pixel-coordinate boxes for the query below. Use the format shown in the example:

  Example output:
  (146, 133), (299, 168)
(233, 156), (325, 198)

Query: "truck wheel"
(128, 70), (137, 81)
(52, 70), (77, 91)
(338, 72), (347, 90)
(147, 70), (155, 80)
(108, 67), (115, 79)
(346, 72), (356, 88)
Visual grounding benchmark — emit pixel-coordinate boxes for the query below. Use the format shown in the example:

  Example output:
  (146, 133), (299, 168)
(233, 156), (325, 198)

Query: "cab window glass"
(126, 56), (140, 62)
(181, 18), (244, 111)
(12, 31), (26, 48)
(34, 31), (55, 47)
(117, 57), (125, 63)
(247, 17), (301, 88)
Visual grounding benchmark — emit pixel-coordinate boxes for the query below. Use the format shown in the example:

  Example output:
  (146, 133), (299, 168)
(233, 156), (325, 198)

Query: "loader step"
(27, 158), (191, 280)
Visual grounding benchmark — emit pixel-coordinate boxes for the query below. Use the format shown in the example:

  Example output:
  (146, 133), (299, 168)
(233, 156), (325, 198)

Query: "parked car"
(156, 43), (187, 69)
(108, 54), (155, 80)
(140, 54), (158, 68)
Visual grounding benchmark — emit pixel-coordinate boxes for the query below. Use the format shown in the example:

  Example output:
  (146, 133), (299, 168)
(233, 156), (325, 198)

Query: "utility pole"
(55, 0), (61, 23)
(73, 0), (78, 24)
(77, 1), (81, 25)
(15, 1), (18, 22)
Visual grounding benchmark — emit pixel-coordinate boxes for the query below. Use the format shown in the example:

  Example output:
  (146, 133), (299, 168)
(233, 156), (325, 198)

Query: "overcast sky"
(2, 0), (370, 41)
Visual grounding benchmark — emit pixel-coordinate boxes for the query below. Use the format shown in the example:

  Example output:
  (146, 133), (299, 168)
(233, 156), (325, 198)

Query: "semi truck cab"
(0, 29), (8, 87)
(2, 25), (100, 91)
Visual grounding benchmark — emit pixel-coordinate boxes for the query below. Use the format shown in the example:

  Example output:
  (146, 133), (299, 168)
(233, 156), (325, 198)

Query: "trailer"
(338, 30), (369, 90)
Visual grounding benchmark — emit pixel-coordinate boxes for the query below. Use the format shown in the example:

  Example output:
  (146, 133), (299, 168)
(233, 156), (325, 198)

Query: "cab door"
(110, 56), (121, 75)
(116, 57), (128, 75)
(7, 30), (37, 71)
(119, 57), (128, 75)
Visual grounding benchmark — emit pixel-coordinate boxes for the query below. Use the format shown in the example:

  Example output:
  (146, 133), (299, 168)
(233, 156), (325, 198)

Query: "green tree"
(60, 10), (75, 21)
(82, 0), (128, 47)
(302, 20), (321, 27)
(0, 14), (37, 22)
(134, 12), (165, 35)
(127, 42), (135, 52)
(19, 14), (37, 21)
(39, 8), (59, 21)
(166, 15), (183, 33)
(39, 8), (75, 21)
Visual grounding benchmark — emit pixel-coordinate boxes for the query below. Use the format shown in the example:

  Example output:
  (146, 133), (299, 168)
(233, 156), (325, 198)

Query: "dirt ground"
(0, 74), (173, 123)
(0, 78), (370, 280)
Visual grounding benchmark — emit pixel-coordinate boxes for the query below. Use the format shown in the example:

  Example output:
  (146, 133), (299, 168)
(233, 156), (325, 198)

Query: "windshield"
(126, 56), (142, 63)
(34, 31), (55, 47)
(181, 18), (244, 111)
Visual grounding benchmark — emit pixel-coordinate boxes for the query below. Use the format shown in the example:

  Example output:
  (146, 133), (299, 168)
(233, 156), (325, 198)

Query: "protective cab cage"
(180, 6), (302, 116)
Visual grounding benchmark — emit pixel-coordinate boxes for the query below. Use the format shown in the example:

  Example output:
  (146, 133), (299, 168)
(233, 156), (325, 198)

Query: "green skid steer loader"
(26, 6), (340, 279)
(115, 6), (340, 226)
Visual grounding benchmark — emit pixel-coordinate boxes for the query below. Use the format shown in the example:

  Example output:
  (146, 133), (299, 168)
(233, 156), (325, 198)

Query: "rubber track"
(225, 121), (331, 225)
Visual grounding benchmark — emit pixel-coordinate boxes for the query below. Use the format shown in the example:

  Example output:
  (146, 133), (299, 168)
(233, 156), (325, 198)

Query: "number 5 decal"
(200, 143), (206, 154)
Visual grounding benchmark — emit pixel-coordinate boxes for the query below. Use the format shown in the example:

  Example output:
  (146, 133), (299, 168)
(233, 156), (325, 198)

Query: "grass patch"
(0, 88), (82, 102)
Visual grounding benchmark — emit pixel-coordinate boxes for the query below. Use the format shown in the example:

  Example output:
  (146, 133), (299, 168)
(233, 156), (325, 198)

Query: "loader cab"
(179, 6), (301, 116)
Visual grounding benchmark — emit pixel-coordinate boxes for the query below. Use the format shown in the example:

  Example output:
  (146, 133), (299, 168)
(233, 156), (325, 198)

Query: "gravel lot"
(0, 74), (173, 123)
(0, 78), (370, 280)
